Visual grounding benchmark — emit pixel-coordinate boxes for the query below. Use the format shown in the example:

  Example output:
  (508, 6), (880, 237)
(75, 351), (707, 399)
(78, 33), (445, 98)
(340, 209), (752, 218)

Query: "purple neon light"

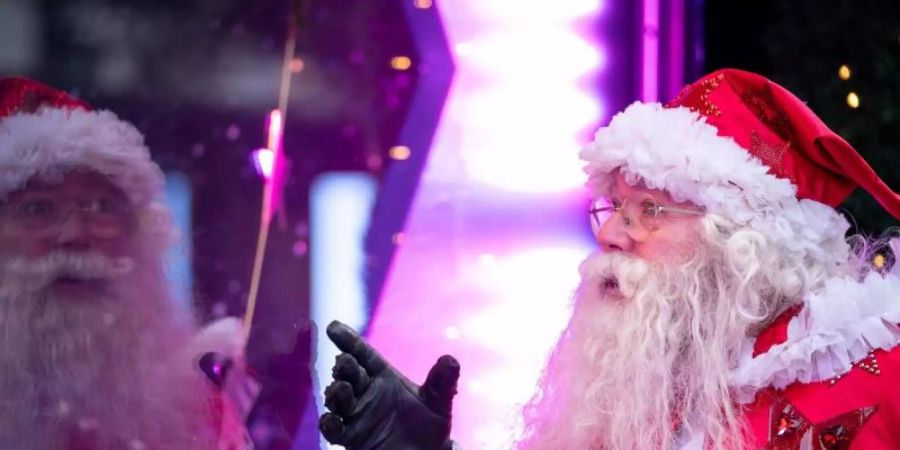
(666, 0), (686, 99)
(642, 0), (660, 101)
(364, 0), (605, 447)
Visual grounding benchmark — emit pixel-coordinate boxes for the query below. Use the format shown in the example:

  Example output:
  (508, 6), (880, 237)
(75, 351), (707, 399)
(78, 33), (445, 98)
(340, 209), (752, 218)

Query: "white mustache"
(578, 252), (652, 299)
(0, 252), (135, 295)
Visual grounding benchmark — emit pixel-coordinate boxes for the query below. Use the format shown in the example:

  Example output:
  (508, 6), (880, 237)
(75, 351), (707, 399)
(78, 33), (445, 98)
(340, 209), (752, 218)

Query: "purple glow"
(364, 0), (605, 447)
(666, 0), (685, 99)
(264, 109), (288, 224)
(252, 147), (274, 180)
(472, 0), (601, 21)
(443, 1), (606, 193)
(369, 245), (589, 448)
(642, 0), (660, 101)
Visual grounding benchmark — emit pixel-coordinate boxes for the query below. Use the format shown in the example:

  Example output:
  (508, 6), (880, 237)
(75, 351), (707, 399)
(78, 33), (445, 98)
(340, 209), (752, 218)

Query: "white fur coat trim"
(0, 107), (163, 205)
(729, 272), (900, 404)
(580, 101), (851, 267)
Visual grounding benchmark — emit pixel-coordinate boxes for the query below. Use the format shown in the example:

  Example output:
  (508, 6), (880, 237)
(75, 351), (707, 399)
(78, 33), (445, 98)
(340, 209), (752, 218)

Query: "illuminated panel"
(449, 1), (605, 193)
(642, 0), (660, 101)
(163, 171), (192, 309)
(365, 1), (605, 447)
(309, 172), (377, 450)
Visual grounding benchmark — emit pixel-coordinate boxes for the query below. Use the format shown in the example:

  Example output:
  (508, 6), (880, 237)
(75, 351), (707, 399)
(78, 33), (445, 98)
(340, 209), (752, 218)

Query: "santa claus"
(0, 77), (252, 450)
(318, 69), (900, 450)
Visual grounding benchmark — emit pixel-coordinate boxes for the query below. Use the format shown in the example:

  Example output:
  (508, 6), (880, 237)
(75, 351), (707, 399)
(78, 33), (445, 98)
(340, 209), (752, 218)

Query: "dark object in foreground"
(319, 321), (460, 450)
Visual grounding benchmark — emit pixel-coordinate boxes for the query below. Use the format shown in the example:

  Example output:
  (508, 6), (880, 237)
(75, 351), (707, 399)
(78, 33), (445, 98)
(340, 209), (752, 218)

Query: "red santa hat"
(581, 68), (900, 265)
(0, 77), (164, 206)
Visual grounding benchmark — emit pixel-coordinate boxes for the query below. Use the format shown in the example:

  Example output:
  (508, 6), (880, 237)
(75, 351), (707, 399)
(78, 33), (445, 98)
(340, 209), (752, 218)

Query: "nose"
(596, 211), (633, 253)
(55, 212), (92, 251)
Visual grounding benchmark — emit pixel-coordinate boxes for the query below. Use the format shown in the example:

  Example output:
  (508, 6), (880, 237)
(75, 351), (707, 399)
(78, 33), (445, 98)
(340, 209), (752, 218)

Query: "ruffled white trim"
(729, 272), (900, 403)
(0, 107), (163, 206)
(580, 102), (851, 267)
(186, 317), (245, 360)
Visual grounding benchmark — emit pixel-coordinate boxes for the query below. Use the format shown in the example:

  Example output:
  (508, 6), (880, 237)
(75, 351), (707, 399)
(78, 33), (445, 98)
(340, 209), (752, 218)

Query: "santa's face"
(519, 175), (767, 449)
(0, 170), (134, 297)
(592, 171), (704, 263)
(0, 173), (212, 448)
(519, 241), (761, 450)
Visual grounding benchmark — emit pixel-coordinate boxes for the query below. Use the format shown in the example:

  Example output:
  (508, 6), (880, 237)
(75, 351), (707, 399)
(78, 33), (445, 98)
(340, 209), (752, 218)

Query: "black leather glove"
(319, 321), (460, 450)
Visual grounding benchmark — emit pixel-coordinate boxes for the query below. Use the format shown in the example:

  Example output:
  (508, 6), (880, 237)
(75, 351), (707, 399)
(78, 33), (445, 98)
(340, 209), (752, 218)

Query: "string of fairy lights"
(838, 64), (861, 109)
(835, 63), (897, 271)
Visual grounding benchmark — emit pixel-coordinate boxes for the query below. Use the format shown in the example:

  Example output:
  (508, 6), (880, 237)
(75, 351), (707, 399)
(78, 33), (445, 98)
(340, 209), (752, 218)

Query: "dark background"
(706, 0), (900, 233)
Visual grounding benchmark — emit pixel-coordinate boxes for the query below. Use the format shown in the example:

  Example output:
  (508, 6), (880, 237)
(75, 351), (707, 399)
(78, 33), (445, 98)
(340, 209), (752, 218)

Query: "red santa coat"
(63, 318), (253, 450)
(733, 273), (900, 450)
(65, 318), (255, 450)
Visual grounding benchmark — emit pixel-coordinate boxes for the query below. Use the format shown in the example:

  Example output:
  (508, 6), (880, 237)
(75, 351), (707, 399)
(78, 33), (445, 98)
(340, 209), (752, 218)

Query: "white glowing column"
(310, 173), (377, 450)
(449, 0), (604, 193)
(365, 1), (605, 448)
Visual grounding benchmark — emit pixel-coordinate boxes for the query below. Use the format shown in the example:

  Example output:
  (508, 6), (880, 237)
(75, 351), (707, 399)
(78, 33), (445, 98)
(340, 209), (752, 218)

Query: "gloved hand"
(319, 321), (460, 450)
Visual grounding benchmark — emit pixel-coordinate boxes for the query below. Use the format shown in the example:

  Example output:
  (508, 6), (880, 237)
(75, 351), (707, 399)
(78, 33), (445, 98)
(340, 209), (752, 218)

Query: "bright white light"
(366, 0), (605, 448)
(463, 150), (586, 193)
(455, 85), (600, 193)
(451, 246), (587, 448)
(369, 245), (589, 449)
(478, 253), (496, 266)
(310, 172), (377, 450)
(442, 1), (604, 193)
(454, 42), (473, 56)
(462, 247), (585, 358)
(458, 31), (603, 79)
(459, 89), (600, 129)
(251, 148), (274, 180)
(310, 173), (375, 332)
(470, 0), (603, 22)
(253, 109), (283, 182)
(445, 326), (462, 340)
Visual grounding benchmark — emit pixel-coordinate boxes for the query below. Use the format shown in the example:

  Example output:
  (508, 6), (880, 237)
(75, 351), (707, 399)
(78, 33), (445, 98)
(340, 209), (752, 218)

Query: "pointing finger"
(326, 321), (388, 376)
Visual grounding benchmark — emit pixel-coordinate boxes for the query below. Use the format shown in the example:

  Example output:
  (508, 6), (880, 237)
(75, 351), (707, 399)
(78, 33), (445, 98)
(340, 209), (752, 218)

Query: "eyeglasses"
(1, 196), (133, 238)
(589, 194), (703, 239)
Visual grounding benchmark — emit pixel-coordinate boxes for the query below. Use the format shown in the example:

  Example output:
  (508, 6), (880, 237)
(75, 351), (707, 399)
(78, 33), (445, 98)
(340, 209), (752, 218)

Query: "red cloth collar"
(752, 304), (803, 357)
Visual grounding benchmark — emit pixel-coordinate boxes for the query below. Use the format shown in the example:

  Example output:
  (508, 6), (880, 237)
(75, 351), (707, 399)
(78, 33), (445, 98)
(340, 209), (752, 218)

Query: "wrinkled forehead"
(7, 167), (128, 201)
(595, 169), (700, 208)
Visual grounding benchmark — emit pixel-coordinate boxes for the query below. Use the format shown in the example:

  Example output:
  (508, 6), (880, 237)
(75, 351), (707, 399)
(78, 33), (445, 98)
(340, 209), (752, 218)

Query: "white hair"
(516, 213), (852, 450)
(0, 198), (217, 449)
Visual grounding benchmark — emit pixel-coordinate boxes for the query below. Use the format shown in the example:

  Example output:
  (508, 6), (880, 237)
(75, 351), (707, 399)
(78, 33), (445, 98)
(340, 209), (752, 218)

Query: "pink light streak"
(267, 109), (283, 155)
(255, 109), (286, 225)
(251, 109), (283, 183)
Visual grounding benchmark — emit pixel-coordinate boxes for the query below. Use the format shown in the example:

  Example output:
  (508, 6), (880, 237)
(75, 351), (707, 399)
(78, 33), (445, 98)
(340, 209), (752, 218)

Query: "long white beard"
(0, 251), (217, 450)
(518, 249), (758, 450)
